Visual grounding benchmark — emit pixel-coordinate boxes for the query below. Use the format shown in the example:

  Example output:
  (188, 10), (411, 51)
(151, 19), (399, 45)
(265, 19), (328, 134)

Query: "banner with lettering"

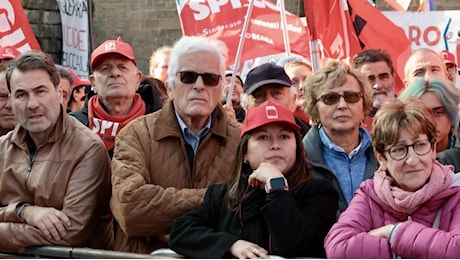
(384, 10), (460, 88)
(0, 0), (41, 52)
(383, 11), (460, 64)
(176, 0), (310, 67)
(57, 0), (90, 80)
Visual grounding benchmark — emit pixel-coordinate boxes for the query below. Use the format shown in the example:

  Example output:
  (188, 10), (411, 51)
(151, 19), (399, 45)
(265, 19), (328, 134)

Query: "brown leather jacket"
(111, 101), (241, 253)
(0, 110), (114, 253)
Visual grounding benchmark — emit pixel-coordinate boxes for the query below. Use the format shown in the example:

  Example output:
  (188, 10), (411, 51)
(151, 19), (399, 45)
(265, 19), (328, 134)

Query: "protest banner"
(57, 0), (90, 79)
(383, 10), (460, 88)
(176, 0), (310, 68)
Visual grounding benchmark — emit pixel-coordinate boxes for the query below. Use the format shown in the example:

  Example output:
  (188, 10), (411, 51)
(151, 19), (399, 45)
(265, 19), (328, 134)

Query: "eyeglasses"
(385, 139), (433, 161)
(317, 91), (363, 105)
(176, 71), (221, 86)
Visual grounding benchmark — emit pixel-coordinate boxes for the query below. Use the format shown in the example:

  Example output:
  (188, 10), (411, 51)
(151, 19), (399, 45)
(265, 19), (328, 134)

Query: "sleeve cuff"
(387, 222), (400, 245)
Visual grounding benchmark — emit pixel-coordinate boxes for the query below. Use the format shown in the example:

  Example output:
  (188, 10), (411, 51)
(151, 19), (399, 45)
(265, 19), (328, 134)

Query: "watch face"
(270, 177), (286, 190)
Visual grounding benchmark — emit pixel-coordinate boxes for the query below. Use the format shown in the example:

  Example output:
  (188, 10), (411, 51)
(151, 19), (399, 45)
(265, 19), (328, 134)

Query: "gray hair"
(167, 36), (228, 90)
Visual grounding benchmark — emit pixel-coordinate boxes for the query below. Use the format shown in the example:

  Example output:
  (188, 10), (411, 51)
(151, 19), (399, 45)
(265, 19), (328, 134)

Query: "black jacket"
(169, 178), (338, 258)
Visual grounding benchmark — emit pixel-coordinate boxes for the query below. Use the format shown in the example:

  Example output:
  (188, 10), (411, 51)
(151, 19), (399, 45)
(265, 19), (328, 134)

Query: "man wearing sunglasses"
(352, 49), (396, 131)
(110, 36), (241, 254)
(70, 37), (161, 158)
(241, 63), (310, 137)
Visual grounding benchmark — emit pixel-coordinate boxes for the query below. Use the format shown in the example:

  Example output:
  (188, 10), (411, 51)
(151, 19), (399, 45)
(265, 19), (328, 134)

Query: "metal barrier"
(0, 246), (169, 259)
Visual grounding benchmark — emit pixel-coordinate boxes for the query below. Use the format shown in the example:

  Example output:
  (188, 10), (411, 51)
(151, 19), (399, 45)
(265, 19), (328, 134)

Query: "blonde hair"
(302, 60), (372, 125)
(148, 46), (171, 75)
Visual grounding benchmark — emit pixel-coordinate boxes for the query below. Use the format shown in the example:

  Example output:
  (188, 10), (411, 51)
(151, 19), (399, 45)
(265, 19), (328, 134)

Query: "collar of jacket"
(11, 106), (68, 149)
(154, 100), (228, 142)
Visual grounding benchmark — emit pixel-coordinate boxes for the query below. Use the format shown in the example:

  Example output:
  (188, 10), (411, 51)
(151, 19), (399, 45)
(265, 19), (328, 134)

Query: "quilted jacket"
(110, 100), (241, 253)
(325, 174), (460, 258)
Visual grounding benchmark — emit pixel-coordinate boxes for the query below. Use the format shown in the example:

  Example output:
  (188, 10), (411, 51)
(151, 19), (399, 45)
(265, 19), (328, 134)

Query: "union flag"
(0, 0), (41, 51)
(304, 0), (411, 94)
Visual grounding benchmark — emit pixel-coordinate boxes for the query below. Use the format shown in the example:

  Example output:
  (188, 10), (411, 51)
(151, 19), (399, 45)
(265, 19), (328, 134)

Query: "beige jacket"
(111, 101), (241, 253)
(0, 110), (114, 253)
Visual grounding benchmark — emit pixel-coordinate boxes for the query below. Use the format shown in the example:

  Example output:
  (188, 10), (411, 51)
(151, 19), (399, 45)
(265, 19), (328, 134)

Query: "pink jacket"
(324, 175), (460, 258)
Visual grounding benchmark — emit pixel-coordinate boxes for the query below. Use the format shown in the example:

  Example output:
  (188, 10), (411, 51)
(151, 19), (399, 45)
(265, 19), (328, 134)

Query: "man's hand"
(229, 239), (268, 259)
(20, 205), (71, 241)
(223, 104), (237, 122)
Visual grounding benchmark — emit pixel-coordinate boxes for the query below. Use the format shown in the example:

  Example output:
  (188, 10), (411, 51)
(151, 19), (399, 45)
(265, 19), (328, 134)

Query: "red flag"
(304, 0), (411, 94)
(304, 0), (361, 62)
(0, 0), (41, 51)
(177, 0), (310, 67)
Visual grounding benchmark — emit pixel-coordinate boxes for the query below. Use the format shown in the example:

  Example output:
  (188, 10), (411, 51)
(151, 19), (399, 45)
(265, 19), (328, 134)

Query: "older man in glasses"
(110, 36), (241, 254)
(70, 37), (162, 158)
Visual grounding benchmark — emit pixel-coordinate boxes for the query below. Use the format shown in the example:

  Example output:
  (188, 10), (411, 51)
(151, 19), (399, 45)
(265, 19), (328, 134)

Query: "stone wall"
(22, 0), (62, 63)
(20, 0), (460, 74)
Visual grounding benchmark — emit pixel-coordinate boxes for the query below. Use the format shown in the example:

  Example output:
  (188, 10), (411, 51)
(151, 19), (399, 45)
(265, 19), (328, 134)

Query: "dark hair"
(224, 130), (313, 211)
(141, 75), (168, 101)
(6, 50), (60, 92)
(56, 64), (74, 87)
(352, 49), (394, 75)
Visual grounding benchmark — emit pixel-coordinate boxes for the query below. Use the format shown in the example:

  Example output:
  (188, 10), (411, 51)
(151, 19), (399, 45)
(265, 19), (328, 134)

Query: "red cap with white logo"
(241, 100), (300, 137)
(91, 36), (136, 69)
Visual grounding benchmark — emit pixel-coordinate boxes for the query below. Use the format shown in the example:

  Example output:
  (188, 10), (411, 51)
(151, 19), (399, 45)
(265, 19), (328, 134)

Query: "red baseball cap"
(241, 100), (300, 137)
(66, 67), (91, 88)
(91, 37), (136, 69)
(0, 46), (21, 60)
(439, 50), (457, 67)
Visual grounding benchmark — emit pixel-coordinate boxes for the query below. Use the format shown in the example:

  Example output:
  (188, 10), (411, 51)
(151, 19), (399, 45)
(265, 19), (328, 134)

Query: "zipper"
(24, 144), (37, 193)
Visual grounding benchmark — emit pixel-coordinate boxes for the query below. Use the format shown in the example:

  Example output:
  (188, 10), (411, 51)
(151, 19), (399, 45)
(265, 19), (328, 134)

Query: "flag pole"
(277, 0), (291, 57)
(309, 40), (320, 72)
(226, 0), (255, 106)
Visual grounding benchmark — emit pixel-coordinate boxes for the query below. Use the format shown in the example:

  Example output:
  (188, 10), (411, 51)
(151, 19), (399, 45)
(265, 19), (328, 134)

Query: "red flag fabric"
(304, 0), (411, 94)
(0, 0), (41, 51)
(177, 0), (310, 67)
(304, 0), (361, 62)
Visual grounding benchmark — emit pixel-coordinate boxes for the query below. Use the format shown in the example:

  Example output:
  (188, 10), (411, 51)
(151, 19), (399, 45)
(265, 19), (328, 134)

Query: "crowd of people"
(0, 34), (459, 258)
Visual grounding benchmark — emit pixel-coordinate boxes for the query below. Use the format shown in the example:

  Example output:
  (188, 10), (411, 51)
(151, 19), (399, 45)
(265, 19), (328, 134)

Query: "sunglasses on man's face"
(176, 71), (221, 86)
(317, 91), (363, 105)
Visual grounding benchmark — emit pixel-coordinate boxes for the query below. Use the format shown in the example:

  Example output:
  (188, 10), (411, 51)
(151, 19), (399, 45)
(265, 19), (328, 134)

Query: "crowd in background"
(0, 34), (459, 258)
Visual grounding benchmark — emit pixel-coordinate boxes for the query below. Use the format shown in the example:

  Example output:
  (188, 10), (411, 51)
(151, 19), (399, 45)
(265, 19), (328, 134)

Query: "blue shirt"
(175, 111), (211, 154)
(319, 127), (372, 203)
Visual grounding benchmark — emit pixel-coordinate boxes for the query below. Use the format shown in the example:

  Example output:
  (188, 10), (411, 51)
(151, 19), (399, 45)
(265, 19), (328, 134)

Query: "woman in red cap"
(169, 100), (338, 258)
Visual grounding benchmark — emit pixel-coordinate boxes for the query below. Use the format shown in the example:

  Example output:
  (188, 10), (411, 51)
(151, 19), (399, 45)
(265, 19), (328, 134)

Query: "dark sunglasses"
(317, 91), (363, 105)
(176, 71), (221, 86)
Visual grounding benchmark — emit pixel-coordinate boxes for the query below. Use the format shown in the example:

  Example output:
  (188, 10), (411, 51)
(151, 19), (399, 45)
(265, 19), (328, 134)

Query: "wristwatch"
(265, 177), (288, 193)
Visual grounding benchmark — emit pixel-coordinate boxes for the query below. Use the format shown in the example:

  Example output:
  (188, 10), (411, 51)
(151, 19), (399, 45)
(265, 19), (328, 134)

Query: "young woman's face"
(245, 123), (297, 174)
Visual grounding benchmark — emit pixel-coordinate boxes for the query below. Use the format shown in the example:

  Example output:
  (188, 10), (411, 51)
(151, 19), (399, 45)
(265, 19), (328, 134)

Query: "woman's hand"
(368, 224), (395, 238)
(248, 162), (283, 189)
(229, 239), (269, 259)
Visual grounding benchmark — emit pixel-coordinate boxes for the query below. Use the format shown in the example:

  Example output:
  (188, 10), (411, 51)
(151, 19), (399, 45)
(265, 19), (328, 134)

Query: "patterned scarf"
(88, 94), (145, 151)
(373, 161), (453, 214)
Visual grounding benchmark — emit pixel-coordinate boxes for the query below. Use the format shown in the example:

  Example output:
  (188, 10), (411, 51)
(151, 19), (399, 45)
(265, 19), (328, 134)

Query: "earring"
(243, 159), (248, 164)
